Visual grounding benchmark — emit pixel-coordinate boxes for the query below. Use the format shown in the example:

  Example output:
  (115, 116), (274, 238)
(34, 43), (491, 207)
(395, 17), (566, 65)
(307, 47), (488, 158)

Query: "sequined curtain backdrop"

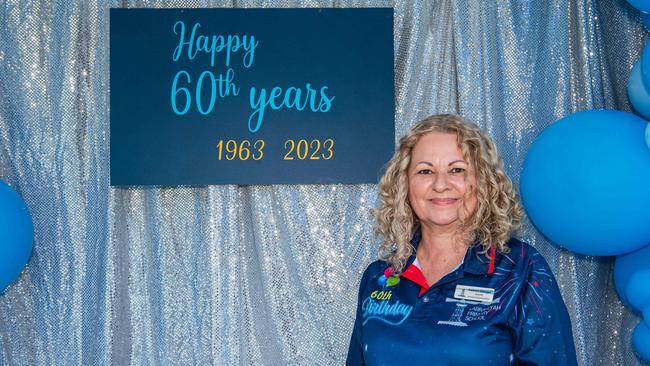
(0, 0), (646, 365)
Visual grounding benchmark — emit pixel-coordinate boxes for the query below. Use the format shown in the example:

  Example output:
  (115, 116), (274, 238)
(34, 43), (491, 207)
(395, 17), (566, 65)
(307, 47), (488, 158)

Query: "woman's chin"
(421, 217), (461, 231)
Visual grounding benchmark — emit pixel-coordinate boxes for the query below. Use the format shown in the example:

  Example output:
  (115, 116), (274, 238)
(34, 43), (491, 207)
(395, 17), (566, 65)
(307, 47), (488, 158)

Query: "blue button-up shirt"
(347, 232), (577, 366)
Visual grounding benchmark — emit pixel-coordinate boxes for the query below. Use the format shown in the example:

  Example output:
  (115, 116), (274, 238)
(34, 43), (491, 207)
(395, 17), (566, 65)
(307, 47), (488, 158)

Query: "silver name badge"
(454, 284), (495, 303)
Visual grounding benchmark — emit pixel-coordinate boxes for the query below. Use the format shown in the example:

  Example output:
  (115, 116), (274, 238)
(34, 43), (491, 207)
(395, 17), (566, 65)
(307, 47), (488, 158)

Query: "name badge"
(454, 284), (495, 303)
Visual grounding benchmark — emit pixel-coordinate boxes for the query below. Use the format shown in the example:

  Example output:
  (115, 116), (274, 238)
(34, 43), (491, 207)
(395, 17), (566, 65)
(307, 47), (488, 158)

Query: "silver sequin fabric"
(0, 0), (648, 365)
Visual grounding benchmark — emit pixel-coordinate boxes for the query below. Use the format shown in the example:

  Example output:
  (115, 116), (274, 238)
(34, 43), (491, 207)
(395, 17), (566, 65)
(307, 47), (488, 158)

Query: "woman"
(347, 115), (577, 365)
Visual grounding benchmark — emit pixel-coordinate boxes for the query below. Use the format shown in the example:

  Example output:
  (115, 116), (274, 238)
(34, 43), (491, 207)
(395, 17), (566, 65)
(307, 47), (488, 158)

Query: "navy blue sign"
(110, 8), (394, 185)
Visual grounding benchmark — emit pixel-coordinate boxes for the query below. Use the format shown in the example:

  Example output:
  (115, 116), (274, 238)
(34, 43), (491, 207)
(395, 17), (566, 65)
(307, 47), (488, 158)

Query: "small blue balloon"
(628, 0), (650, 13)
(628, 61), (650, 119)
(646, 123), (650, 149)
(521, 110), (650, 256)
(377, 275), (387, 286)
(0, 180), (34, 294)
(642, 41), (650, 92)
(633, 322), (650, 361)
(615, 244), (650, 308)
(626, 270), (650, 312)
(645, 306), (650, 329)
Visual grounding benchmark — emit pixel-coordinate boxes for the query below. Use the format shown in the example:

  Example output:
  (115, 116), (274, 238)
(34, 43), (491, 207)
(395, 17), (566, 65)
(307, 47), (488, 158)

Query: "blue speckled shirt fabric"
(347, 231), (578, 366)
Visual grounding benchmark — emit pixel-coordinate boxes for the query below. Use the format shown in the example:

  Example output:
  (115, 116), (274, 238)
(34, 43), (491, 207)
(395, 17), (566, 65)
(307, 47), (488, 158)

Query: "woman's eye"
(450, 167), (465, 174)
(417, 169), (432, 175)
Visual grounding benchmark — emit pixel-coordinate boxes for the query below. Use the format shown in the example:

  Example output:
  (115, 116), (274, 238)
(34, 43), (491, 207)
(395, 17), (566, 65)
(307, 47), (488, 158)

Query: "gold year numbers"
(216, 139), (265, 161)
(283, 139), (334, 160)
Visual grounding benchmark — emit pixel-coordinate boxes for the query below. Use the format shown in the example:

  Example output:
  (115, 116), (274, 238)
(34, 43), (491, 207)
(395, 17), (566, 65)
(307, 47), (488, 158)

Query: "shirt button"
(423, 296), (429, 303)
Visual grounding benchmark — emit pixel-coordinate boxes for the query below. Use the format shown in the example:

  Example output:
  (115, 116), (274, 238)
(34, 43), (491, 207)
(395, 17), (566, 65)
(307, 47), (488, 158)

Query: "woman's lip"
(430, 198), (458, 205)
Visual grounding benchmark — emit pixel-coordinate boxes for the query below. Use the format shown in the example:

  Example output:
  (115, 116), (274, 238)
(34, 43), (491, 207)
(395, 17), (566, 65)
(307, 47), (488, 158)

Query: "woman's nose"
(432, 173), (449, 192)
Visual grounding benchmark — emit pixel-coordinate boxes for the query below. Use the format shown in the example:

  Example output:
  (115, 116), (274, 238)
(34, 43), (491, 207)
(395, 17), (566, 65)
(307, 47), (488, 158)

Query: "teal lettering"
(172, 20), (258, 68)
(247, 83), (335, 133)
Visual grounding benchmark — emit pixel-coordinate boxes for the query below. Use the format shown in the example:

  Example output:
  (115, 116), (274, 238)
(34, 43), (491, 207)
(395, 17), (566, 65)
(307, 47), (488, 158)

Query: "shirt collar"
(407, 228), (494, 276)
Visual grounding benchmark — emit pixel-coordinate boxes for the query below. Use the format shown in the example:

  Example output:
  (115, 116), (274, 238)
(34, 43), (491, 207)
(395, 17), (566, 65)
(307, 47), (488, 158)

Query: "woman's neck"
(419, 222), (468, 252)
(416, 223), (470, 286)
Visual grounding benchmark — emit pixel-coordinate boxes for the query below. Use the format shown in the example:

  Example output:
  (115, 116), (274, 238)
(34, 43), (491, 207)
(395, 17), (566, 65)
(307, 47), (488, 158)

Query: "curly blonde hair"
(375, 114), (524, 274)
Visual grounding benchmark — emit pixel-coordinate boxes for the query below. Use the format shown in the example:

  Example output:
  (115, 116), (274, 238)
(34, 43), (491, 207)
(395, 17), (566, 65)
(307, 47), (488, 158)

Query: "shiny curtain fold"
(0, 0), (646, 365)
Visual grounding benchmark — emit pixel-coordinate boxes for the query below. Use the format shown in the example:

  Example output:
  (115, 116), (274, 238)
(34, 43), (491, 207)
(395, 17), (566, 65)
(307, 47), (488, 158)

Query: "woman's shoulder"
(351, 259), (390, 293)
(498, 238), (553, 271)
(504, 237), (544, 257)
(360, 259), (390, 279)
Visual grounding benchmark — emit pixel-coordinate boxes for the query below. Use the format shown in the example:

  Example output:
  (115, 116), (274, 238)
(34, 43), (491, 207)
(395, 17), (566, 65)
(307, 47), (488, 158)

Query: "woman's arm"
(346, 266), (371, 366)
(509, 247), (578, 366)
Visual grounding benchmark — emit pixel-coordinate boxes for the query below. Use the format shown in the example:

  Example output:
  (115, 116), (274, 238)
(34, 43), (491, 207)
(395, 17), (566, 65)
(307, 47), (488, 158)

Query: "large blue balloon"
(615, 244), (650, 308)
(0, 180), (34, 294)
(521, 110), (650, 256)
(628, 61), (650, 119)
(626, 270), (650, 312)
(642, 41), (650, 92)
(628, 0), (650, 13)
(633, 322), (650, 361)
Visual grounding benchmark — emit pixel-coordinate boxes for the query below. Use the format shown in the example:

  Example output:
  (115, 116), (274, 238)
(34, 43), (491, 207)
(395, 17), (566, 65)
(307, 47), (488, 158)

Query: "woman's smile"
(429, 198), (458, 205)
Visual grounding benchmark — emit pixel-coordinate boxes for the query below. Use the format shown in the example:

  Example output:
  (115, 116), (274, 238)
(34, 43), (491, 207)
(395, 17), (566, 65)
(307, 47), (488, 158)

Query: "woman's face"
(408, 132), (477, 232)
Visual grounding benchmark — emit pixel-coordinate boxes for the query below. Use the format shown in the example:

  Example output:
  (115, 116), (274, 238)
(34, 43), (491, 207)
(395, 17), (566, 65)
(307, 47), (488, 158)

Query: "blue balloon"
(628, 0), (650, 13)
(642, 41), (650, 92)
(633, 322), (650, 361)
(626, 270), (650, 312)
(628, 61), (650, 119)
(521, 110), (650, 256)
(0, 180), (34, 294)
(615, 244), (650, 308)
(646, 123), (650, 149)
(645, 306), (650, 328)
